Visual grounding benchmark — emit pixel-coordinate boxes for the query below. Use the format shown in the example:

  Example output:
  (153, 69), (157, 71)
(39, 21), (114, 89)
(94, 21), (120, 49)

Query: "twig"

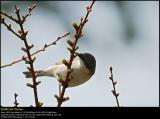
(1, 20), (22, 39)
(21, 4), (36, 23)
(1, 4), (41, 107)
(14, 4), (40, 107)
(55, 0), (96, 107)
(14, 93), (19, 107)
(1, 11), (18, 23)
(109, 66), (120, 107)
(0, 32), (70, 68)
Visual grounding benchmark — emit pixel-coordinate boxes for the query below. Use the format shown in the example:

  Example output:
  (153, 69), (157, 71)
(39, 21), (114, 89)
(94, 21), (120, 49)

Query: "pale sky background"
(1, 1), (159, 107)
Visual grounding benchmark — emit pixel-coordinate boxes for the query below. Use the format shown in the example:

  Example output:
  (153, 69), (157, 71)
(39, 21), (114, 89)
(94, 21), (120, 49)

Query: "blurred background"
(1, 1), (159, 107)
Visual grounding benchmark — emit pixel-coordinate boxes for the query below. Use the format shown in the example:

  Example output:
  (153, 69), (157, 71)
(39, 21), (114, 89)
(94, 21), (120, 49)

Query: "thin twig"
(0, 32), (70, 68)
(1, 4), (40, 107)
(14, 4), (40, 107)
(55, 0), (96, 107)
(1, 11), (18, 23)
(109, 66), (120, 107)
(14, 93), (19, 107)
(21, 4), (36, 23)
(1, 21), (22, 39)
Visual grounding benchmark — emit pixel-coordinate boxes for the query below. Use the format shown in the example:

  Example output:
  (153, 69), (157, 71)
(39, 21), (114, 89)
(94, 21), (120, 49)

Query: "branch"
(13, 93), (19, 107)
(1, 4), (41, 107)
(21, 4), (36, 23)
(14, 4), (41, 107)
(55, 0), (96, 107)
(1, 20), (22, 39)
(0, 32), (70, 68)
(1, 11), (18, 23)
(109, 66), (120, 107)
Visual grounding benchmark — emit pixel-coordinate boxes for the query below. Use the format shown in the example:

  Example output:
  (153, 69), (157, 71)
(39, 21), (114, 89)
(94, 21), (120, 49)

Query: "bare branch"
(1, 21), (22, 39)
(0, 11), (18, 23)
(56, 0), (96, 107)
(13, 93), (19, 107)
(109, 66), (120, 107)
(1, 32), (70, 68)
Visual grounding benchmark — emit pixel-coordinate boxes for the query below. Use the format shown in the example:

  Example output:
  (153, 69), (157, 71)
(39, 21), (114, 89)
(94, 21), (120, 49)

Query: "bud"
(88, 9), (92, 12)
(15, 5), (20, 13)
(18, 30), (22, 35)
(28, 13), (32, 16)
(26, 83), (34, 88)
(24, 59), (30, 64)
(32, 4), (37, 9)
(44, 44), (48, 48)
(21, 47), (27, 52)
(36, 81), (41, 86)
(80, 17), (83, 22)
(72, 21), (79, 31)
(63, 97), (70, 102)
(79, 33), (84, 37)
(66, 39), (73, 47)
(109, 76), (112, 80)
(65, 97), (70, 101)
(85, 19), (88, 22)
(113, 81), (117, 85)
(75, 46), (79, 51)
(28, 44), (34, 49)
(24, 31), (28, 36)
(7, 24), (12, 30)
(109, 65), (113, 72)
(38, 101), (43, 107)
(22, 56), (26, 60)
(86, 6), (90, 10)
(31, 56), (36, 62)
(14, 93), (18, 97)
(116, 93), (119, 97)
(54, 94), (60, 101)
(0, 16), (4, 23)
(112, 90), (116, 96)
(28, 6), (31, 11)
(62, 59), (68, 66)
(67, 47), (73, 53)
(73, 33), (78, 38)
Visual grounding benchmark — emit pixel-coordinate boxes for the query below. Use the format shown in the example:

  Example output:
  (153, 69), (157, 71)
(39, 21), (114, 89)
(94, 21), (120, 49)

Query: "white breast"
(53, 57), (92, 87)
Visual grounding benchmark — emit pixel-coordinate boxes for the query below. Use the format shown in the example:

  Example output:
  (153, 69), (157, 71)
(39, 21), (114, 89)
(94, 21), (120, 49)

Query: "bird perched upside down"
(23, 53), (96, 87)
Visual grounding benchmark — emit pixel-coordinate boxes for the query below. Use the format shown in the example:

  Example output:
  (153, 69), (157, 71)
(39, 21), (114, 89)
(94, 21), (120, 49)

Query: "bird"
(23, 53), (96, 87)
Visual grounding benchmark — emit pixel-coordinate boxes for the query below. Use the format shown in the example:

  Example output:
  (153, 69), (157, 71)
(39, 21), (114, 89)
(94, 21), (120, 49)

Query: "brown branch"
(21, 4), (36, 23)
(13, 4), (40, 107)
(55, 0), (96, 107)
(1, 20), (22, 39)
(0, 32), (70, 68)
(109, 66), (120, 107)
(14, 93), (19, 107)
(1, 4), (41, 107)
(0, 11), (18, 23)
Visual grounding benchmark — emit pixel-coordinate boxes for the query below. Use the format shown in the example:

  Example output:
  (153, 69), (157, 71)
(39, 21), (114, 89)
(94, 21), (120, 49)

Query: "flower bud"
(67, 39), (73, 47)
(62, 59), (68, 66)
(26, 83), (34, 88)
(75, 46), (79, 51)
(21, 47), (27, 52)
(72, 21), (79, 31)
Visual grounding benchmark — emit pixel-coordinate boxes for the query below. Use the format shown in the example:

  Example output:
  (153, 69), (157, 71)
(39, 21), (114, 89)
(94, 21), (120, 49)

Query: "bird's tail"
(23, 70), (45, 78)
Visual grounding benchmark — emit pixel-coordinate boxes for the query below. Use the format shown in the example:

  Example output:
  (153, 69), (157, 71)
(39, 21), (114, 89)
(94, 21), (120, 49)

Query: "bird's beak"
(75, 52), (83, 58)
(75, 52), (79, 57)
